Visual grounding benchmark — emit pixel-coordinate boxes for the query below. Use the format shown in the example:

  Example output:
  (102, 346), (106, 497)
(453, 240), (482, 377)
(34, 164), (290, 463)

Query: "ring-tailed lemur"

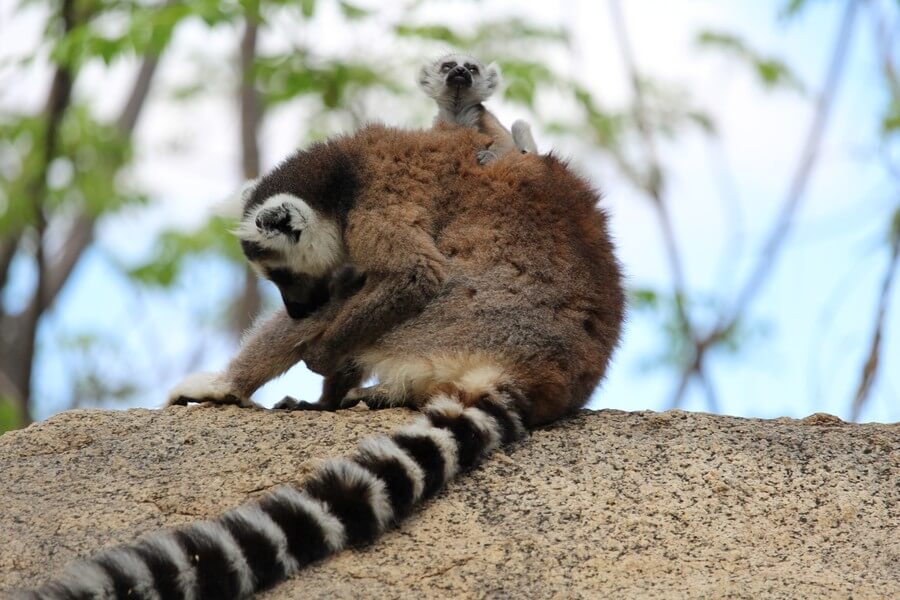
(419, 53), (538, 164)
(23, 124), (625, 599)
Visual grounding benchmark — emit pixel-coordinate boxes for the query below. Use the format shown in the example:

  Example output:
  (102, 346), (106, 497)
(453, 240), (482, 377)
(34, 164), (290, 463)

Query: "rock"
(0, 405), (898, 599)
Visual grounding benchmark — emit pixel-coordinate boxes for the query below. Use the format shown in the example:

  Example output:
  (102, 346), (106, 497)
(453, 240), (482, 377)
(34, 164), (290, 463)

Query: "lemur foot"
(167, 372), (257, 408)
(343, 386), (402, 411)
(476, 149), (498, 165)
(274, 395), (362, 412)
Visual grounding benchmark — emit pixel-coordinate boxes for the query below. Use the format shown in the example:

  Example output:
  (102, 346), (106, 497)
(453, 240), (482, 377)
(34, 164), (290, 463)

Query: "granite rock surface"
(0, 405), (897, 599)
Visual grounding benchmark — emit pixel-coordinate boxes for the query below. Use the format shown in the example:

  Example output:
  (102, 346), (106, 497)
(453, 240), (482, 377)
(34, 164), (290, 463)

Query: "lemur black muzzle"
(446, 66), (472, 88)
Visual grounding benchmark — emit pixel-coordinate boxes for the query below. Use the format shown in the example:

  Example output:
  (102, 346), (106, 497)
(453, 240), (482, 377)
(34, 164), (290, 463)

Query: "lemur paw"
(274, 395), (362, 411)
(344, 386), (399, 410)
(167, 372), (255, 408)
(476, 150), (498, 165)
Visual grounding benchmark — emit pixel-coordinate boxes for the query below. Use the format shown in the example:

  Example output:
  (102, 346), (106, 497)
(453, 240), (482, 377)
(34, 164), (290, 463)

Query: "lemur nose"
(447, 66), (472, 87)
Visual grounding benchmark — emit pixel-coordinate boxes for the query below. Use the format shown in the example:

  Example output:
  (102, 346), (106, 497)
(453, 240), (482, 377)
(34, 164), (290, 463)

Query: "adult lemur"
(24, 124), (624, 599)
(419, 52), (538, 163)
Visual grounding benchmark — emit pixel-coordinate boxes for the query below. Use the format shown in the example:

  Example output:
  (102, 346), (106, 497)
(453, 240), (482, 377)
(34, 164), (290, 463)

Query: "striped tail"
(21, 392), (527, 599)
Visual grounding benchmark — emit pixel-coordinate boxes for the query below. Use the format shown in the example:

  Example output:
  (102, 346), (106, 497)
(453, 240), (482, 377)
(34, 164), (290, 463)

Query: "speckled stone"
(0, 406), (897, 599)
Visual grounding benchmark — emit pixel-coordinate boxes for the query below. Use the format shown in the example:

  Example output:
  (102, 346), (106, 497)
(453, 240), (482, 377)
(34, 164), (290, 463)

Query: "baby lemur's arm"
(476, 108), (517, 163)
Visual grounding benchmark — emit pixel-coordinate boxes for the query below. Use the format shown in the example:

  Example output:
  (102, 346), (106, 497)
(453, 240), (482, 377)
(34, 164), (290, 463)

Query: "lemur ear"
(217, 177), (259, 219)
(485, 62), (502, 92)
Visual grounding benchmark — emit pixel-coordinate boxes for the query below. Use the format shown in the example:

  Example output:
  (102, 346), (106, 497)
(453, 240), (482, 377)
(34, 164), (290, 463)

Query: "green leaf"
(889, 206), (900, 248)
(780, 0), (810, 19)
(394, 24), (466, 46)
(125, 216), (245, 287)
(696, 29), (804, 93)
(498, 60), (555, 107)
(299, 0), (316, 18)
(0, 396), (21, 434)
(338, 1), (371, 20)
(882, 99), (900, 136)
(630, 288), (659, 309)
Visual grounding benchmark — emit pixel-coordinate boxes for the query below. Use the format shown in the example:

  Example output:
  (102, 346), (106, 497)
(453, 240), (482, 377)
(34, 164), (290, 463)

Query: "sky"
(1, 0), (897, 423)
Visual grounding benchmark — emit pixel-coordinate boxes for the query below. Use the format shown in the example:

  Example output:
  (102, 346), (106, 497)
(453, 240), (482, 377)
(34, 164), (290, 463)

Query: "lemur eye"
(467, 64), (479, 75)
(440, 62), (456, 72)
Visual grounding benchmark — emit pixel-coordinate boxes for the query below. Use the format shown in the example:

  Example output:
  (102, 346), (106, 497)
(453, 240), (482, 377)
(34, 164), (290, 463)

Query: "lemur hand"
(166, 372), (258, 409)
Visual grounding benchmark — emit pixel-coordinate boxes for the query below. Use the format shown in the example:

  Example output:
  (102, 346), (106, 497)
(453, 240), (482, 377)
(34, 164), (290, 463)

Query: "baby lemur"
(419, 52), (538, 164)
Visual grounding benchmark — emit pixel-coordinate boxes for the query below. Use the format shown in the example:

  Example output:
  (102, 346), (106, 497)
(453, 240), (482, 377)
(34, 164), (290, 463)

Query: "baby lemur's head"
(418, 53), (501, 112)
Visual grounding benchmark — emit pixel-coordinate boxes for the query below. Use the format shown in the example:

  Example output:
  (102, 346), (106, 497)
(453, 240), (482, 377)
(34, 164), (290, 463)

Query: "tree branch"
(40, 54), (161, 309)
(608, 0), (693, 337)
(850, 233), (899, 421)
(0, 4), (163, 424)
(0, 0), (79, 424)
(720, 0), (860, 326)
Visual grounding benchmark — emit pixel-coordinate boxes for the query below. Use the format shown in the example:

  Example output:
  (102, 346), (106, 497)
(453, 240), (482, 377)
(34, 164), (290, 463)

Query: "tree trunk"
(0, 8), (162, 426)
(233, 17), (263, 335)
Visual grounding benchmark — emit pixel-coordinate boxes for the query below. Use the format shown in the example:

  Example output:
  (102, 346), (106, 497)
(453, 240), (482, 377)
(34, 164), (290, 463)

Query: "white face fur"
(418, 53), (501, 113)
(233, 186), (345, 278)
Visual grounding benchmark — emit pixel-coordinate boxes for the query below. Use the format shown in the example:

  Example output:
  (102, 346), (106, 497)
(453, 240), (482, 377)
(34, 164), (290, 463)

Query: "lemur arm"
(479, 109), (517, 156)
(299, 205), (447, 373)
(166, 308), (336, 406)
(475, 108), (519, 165)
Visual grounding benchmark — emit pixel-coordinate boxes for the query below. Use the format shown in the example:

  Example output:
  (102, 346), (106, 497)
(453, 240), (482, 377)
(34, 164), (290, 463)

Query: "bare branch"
(0, 0), (78, 423)
(608, 0), (693, 335)
(722, 0), (860, 326)
(850, 235), (899, 421)
(41, 53), (162, 311)
(117, 56), (160, 136)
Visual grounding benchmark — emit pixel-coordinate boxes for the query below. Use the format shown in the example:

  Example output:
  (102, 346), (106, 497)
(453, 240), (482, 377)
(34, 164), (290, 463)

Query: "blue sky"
(2, 0), (897, 423)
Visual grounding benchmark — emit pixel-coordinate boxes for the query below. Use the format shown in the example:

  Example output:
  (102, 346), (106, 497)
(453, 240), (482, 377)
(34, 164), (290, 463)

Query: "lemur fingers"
(273, 396), (363, 411)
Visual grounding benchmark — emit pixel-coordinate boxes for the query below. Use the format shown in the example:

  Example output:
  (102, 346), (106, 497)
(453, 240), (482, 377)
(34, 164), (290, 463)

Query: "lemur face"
(418, 53), (501, 108)
(228, 145), (360, 318)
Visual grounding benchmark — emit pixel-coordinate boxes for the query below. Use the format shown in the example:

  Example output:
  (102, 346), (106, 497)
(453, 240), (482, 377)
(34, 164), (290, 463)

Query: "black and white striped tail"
(21, 392), (527, 599)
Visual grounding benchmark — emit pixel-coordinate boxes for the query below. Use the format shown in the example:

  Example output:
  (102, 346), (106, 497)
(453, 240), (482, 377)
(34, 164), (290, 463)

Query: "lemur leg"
(274, 361), (364, 411)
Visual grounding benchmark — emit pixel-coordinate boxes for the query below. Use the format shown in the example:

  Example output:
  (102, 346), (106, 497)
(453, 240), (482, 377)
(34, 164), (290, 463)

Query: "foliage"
(127, 217), (244, 286)
(0, 397), (20, 435)
(696, 30), (805, 93)
(0, 105), (142, 233)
